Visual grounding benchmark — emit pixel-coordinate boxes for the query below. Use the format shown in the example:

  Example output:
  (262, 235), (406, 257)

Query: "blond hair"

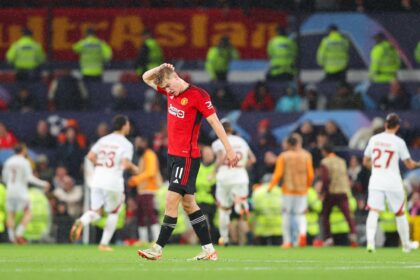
(154, 67), (175, 86)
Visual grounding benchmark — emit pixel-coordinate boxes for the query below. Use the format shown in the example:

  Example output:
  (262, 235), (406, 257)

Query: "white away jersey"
(364, 132), (410, 191)
(2, 155), (45, 198)
(90, 133), (133, 191)
(211, 135), (250, 185)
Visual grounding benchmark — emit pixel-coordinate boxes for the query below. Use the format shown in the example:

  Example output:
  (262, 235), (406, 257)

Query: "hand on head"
(160, 63), (174, 71)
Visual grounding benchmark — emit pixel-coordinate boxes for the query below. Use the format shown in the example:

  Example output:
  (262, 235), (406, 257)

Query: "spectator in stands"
(48, 69), (89, 111)
(328, 81), (364, 110)
(10, 87), (38, 112)
(379, 80), (410, 110)
(0, 85), (11, 111)
(295, 121), (317, 149)
(348, 155), (362, 190)
(251, 118), (277, 181)
(266, 26), (297, 81)
(92, 121), (109, 143)
(52, 165), (69, 190)
(53, 175), (83, 218)
(53, 201), (74, 244)
(415, 37), (420, 65)
(110, 83), (138, 111)
(35, 154), (54, 183)
(211, 85), (239, 111)
(57, 119), (88, 149)
(411, 86), (420, 110)
(253, 118), (277, 151)
(324, 120), (348, 146)
(369, 32), (400, 83)
(135, 28), (163, 77)
(72, 27), (112, 81)
(316, 25), (349, 81)
(241, 81), (275, 111)
(275, 83), (302, 112)
(0, 122), (18, 149)
(56, 127), (85, 182)
(301, 83), (327, 111)
(205, 36), (239, 82)
(29, 119), (57, 149)
(309, 130), (329, 168)
(6, 27), (45, 82)
(349, 117), (384, 150)
(143, 88), (165, 112)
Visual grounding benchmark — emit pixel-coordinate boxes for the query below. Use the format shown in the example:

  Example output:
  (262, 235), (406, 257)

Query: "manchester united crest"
(181, 98), (188, 105)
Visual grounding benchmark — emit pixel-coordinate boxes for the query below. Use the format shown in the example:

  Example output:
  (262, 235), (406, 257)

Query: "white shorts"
(90, 188), (124, 213)
(367, 189), (405, 213)
(216, 183), (249, 209)
(282, 195), (307, 215)
(6, 197), (31, 213)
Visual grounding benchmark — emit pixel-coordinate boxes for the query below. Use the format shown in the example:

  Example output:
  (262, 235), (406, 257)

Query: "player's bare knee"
(181, 200), (197, 213)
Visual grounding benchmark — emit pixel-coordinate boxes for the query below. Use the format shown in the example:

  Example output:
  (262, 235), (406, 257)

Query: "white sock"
(150, 224), (160, 242)
(202, 243), (215, 252)
(7, 228), (15, 242)
(396, 215), (410, 247)
(100, 213), (118, 246)
(282, 213), (291, 244)
(138, 226), (148, 242)
(80, 210), (101, 226)
(16, 224), (26, 237)
(366, 211), (379, 247)
(297, 214), (307, 236)
(218, 209), (231, 242)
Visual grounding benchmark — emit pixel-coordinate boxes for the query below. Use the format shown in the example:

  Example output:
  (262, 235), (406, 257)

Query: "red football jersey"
(157, 85), (216, 158)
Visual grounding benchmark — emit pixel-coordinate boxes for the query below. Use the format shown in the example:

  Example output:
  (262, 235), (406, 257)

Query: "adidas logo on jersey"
(173, 179), (179, 183)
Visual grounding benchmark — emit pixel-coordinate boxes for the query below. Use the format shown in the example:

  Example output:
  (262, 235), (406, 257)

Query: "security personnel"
(369, 32), (400, 83)
(73, 27), (112, 81)
(15, 188), (50, 242)
(379, 209), (399, 247)
(415, 41), (420, 65)
(316, 25), (349, 81)
(205, 36), (239, 82)
(251, 183), (282, 245)
(266, 26), (297, 81)
(135, 29), (163, 77)
(195, 146), (217, 241)
(6, 27), (46, 82)
(306, 187), (322, 245)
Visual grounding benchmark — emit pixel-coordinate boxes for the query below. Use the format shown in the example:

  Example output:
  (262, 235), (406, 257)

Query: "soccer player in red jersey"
(137, 63), (238, 261)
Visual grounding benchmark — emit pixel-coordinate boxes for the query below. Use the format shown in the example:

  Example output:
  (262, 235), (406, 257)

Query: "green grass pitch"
(1, 244), (420, 280)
